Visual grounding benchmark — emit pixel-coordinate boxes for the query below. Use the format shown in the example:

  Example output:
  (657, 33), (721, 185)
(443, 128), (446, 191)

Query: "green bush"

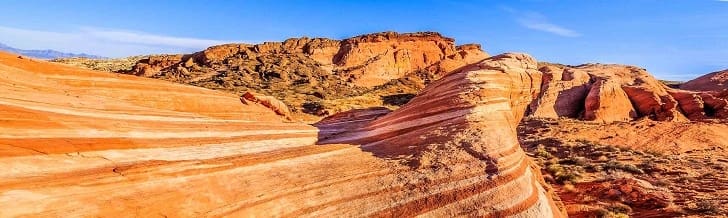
(604, 161), (644, 174)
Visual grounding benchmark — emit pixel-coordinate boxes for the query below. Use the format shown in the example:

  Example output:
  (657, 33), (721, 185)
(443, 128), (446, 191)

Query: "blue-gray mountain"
(0, 42), (103, 59)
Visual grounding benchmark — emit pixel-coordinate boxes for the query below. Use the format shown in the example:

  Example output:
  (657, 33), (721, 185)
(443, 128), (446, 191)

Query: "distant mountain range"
(0, 42), (104, 59)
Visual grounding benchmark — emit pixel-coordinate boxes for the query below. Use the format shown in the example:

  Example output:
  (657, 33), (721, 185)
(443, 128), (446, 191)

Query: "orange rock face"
(528, 64), (728, 122)
(127, 31), (488, 88)
(116, 32), (490, 119)
(529, 65), (592, 118)
(317, 53), (564, 217)
(681, 69), (728, 91)
(0, 51), (562, 217)
(583, 78), (637, 123)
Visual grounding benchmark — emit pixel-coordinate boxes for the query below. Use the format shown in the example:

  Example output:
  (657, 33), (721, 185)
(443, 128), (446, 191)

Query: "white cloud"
(517, 13), (581, 37)
(0, 26), (246, 57)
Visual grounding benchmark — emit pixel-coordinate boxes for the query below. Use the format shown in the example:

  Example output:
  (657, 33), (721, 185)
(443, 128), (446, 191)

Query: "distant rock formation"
(0, 42), (103, 59)
(47, 31), (728, 123)
(528, 63), (728, 122)
(681, 69), (728, 91)
(49, 56), (146, 72)
(119, 32), (488, 117)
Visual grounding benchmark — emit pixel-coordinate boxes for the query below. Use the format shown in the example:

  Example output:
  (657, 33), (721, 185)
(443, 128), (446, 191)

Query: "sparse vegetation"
(604, 161), (644, 174)
(596, 209), (629, 218)
(559, 157), (588, 166)
(534, 145), (553, 159)
(637, 160), (660, 173)
(695, 200), (720, 215)
(545, 163), (581, 184)
(519, 118), (728, 217)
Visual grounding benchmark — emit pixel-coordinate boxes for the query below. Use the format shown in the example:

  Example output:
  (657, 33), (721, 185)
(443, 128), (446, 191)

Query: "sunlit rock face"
(529, 63), (728, 122)
(0, 51), (564, 217)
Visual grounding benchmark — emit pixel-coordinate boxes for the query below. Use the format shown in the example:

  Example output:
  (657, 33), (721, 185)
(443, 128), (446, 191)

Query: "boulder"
(584, 78), (637, 122)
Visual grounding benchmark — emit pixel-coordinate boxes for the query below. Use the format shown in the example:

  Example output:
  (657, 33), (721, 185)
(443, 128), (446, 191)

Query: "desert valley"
(0, 30), (727, 217)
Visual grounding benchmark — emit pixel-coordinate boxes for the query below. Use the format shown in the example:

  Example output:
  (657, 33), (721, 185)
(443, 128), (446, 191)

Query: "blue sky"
(0, 0), (726, 80)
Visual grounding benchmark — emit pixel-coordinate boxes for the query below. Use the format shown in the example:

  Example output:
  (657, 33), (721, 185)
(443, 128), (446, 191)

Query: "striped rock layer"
(0, 51), (562, 217)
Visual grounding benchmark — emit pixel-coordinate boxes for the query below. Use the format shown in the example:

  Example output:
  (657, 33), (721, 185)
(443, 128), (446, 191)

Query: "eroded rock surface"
(529, 63), (728, 122)
(681, 69), (728, 91)
(119, 32), (488, 119)
(0, 51), (563, 217)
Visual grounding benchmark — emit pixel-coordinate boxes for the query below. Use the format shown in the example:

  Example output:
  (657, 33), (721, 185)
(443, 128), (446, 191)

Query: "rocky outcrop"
(587, 178), (674, 209)
(528, 63), (727, 122)
(529, 64), (591, 118)
(241, 91), (292, 119)
(681, 69), (728, 91)
(622, 86), (686, 121)
(583, 78), (637, 122)
(668, 90), (728, 120)
(316, 53), (564, 217)
(120, 32), (488, 119)
(0, 51), (563, 216)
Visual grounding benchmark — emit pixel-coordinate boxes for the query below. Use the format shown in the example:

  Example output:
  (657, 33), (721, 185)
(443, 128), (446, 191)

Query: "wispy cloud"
(0, 26), (247, 57)
(516, 12), (581, 37)
(80, 27), (228, 48)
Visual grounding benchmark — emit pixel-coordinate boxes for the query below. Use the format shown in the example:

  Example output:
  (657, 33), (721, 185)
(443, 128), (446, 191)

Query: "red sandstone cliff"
(529, 63), (728, 123)
(120, 32), (489, 118)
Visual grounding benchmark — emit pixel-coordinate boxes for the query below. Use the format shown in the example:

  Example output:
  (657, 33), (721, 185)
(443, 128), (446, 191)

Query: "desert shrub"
(638, 160), (660, 173)
(301, 101), (324, 114)
(584, 164), (602, 172)
(534, 145), (552, 159)
(555, 172), (580, 184)
(695, 200), (720, 215)
(546, 163), (580, 184)
(596, 209), (629, 218)
(559, 157), (588, 166)
(604, 161), (644, 174)
(381, 93), (416, 106)
(607, 203), (632, 214)
(595, 203), (632, 218)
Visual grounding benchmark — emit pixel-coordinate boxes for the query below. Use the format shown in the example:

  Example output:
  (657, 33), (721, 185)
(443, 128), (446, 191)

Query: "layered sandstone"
(0, 51), (562, 217)
(316, 53), (564, 217)
(529, 63), (728, 122)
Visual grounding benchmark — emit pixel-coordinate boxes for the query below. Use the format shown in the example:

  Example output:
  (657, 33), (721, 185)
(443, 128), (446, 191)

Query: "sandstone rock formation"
(241, 91), (292, 119)
(51, 33), (727, 124)
(316, 53), (564, 217)
(0, 51), (563, 217)
(583, 78), (637, 123)
(681, 69), (728, 91)
(529, 63), (728, 122)
(119, 32), (488, 119)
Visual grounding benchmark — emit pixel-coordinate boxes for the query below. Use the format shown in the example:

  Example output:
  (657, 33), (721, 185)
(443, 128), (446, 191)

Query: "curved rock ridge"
(529, 63), (728, 122)
(317, 53), (564, 217)
(119, 32), (488, 119)
(681, 69), (728, 91)
(0, 51), (563, 217)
